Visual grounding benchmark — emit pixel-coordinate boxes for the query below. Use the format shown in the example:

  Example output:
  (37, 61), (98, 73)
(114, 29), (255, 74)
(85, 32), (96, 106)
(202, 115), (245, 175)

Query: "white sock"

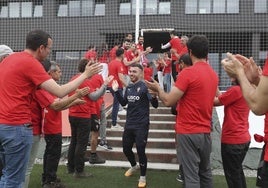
(132, 164), (139, 169)
(140, 176), (146, 181)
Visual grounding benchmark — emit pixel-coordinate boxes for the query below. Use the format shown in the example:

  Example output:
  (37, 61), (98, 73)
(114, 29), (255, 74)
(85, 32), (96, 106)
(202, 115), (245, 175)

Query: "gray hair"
(181, 36), (189, 42)
(49, 61), (59, 72)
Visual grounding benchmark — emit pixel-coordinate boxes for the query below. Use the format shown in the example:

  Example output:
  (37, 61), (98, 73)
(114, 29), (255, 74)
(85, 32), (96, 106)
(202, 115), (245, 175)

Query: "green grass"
(29, 165), (256, 188)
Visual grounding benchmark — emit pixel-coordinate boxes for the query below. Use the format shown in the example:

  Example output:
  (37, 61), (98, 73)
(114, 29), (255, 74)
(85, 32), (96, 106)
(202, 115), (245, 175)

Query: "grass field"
(29, 165), (256, 188)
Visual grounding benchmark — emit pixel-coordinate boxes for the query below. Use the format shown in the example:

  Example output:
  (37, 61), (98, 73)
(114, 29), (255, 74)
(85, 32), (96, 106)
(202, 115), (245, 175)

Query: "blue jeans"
(163, 73), (171, 93)
(0, 124), (33, 188)
(108, 87), (123, 126)
(24, 135), (41, 188)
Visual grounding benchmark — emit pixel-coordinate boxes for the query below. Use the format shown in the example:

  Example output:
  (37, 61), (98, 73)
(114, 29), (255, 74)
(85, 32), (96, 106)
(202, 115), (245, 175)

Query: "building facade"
(0, 0), (267, 88)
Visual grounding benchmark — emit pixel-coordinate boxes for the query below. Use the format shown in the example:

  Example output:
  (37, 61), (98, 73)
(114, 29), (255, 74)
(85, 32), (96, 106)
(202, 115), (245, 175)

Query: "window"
(159, 0), (171, 15)
(9, 2), (20, 18)
(226, 0), (239, 13)
(132, 0), (144, 15)
(255, 0), (267, 13)
(69, 1), (80, 17)
(0, 1), (43, 18)
(58, 3), (68, 16)
(57, 0), (105, 17)
(95, 0), (105, 16)
(213, 0), (225, 14)
(21, 2), (33, 18)
(82, 0), (93, 16)
(34, 5), (43, 17)
(145, 0), (157, 14)
(119, 0), (131, 15)
(0, 3), (8, 18)
(199, 0), (211, 14)
(185, 0), (197, 14)
(185, 0), (240, 14)
(120, 0), (170, 15)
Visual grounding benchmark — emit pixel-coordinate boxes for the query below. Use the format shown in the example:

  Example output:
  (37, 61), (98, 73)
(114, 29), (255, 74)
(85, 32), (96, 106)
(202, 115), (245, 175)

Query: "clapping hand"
(221, 53), (261, 85)
(104, 75), (114, 86)
(112, 80), (119, 91)
(145, 78), (161, 93)
(84, 62), (102, 78)
(75, 87), (90, 98)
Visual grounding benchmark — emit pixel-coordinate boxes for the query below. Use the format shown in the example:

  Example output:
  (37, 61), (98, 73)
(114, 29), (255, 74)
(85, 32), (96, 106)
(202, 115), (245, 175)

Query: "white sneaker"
(118, 109), (127, 115)
(138, 177), (146, 188)
(111, 124), (124, 131)
(124, 165), (139, 177)
(123, 104), (128, 109)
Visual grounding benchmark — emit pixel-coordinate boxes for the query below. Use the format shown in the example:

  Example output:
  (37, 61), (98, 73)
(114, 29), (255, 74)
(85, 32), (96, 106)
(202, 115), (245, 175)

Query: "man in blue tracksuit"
(112, 63), (158, 188)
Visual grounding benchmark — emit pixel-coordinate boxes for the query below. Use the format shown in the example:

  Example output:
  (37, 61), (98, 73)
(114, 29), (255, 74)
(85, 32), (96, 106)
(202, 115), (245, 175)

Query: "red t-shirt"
(31, 92), (43, 135)
(175, 62), (218, 134)
(88, 74), (104, 117)
(179, 46), (188, 57)
(98, 51), (109, 64)
(35, 89), (62, 134)
(125, 50), (135, 62)
(169, 37), (183, 61)
(163, 59), (172, 75)
(176, 46), (188, 72)
(84, 50), (97, 60)
(68, 74), (93, 118)
(136, 43), (144, 52)
(218, 86), (250, 144)
(122, 50), (135, 75)
(144, 67), (153, 81)
(108, 59), (124, 88)
(109, 46), (117, 61)
(0, 51), (51, 125)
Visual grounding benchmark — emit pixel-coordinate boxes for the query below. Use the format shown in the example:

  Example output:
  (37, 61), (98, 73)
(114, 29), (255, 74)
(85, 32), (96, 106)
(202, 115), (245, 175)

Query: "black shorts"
(91, 114), (100, 132)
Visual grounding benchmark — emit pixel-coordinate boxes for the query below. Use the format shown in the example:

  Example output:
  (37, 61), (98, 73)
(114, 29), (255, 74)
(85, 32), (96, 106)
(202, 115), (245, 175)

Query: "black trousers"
(123, 128), (148, 176)
(256, 144), (268, 187)
(68, 116), (91, 173)
(171, 60), (178, 82)
(43, 134), (62, 183)
(221, 142), (250, 188)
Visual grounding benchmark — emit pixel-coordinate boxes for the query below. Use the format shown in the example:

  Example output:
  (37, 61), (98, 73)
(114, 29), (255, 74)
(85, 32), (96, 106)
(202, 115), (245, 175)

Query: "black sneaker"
(42, 177), (61, 187)
(42, 181), (66, 188)
(98, 140), (113, 150)
(89, 153), (106, 164)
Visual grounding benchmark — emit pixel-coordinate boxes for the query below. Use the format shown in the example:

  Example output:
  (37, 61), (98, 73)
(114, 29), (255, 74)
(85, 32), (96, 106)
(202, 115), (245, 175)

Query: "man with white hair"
(0, 45), (13, 62)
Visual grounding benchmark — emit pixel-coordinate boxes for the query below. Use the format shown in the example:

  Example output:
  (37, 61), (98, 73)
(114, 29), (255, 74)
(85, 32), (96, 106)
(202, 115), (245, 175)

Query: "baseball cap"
(0, 45), (13, 58)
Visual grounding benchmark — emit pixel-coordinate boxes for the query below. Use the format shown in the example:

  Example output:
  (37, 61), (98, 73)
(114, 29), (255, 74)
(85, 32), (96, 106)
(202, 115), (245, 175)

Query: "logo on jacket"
(127, 95), (140, 102)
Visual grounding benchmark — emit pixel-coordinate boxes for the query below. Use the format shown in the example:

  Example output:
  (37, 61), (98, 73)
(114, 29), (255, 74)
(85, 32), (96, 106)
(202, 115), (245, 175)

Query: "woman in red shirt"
(214, 80), (250, 188)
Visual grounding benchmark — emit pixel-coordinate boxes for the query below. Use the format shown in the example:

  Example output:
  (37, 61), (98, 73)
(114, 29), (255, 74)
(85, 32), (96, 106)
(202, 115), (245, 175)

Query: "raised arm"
(88, 75), (114, 101)
(221, 53), (267, 115)
(161, 42), (171, 49)
(49, 87), (89, 111)
(112, 80), (128, 106)
(40, 63), (102, 98)
(145, 79), (184, 107)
